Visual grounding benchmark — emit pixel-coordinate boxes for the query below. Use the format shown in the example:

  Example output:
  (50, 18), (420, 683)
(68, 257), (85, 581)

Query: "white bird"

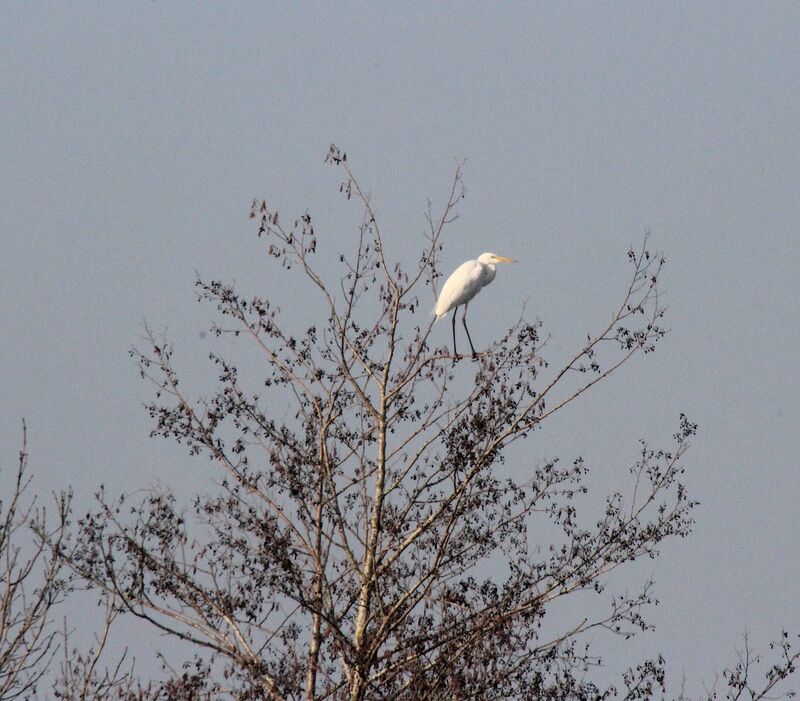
(434, 252), (516, 357)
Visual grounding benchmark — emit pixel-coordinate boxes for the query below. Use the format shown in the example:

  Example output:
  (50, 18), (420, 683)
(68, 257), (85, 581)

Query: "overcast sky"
(2, 2), (799, 695)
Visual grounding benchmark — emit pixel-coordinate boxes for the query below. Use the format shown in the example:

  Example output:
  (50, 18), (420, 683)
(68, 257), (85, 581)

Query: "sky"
(2, 2), (799, 695)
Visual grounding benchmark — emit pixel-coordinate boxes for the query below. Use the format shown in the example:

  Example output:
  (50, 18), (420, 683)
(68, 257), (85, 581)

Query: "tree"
(57, 146), (798, 700)
(0, 422), (69, 700)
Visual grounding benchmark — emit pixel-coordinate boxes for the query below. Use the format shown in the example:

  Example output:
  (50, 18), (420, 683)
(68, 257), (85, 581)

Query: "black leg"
(462, 303), (477, 357)
(451, 307), (459, 358)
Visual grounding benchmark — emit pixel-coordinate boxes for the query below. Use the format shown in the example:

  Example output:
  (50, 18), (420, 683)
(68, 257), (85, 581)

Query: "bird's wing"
(434, 260), (485, 318)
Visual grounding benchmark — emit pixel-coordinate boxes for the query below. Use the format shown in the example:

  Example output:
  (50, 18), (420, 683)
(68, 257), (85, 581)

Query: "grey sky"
(2, 2), (799, 694)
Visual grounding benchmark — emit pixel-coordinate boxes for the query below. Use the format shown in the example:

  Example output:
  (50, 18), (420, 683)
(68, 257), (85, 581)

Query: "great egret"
(434, 252), (516, 357)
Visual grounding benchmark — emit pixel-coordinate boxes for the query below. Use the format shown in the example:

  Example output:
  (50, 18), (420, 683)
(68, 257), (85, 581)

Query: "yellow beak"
(495, 256), (516, 263)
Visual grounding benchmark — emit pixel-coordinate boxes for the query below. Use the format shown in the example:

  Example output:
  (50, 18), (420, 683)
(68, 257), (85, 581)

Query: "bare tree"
(0, 421), (69, 700)
(52, 594), (145, 701)
(57, 146), (798, 700)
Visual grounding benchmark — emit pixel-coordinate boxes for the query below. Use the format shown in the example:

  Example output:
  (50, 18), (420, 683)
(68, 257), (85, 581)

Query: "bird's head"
(478, 252), (516, 265)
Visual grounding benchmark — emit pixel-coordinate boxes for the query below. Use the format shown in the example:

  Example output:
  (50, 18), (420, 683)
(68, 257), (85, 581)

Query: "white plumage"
(434, 252), (515, 357)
